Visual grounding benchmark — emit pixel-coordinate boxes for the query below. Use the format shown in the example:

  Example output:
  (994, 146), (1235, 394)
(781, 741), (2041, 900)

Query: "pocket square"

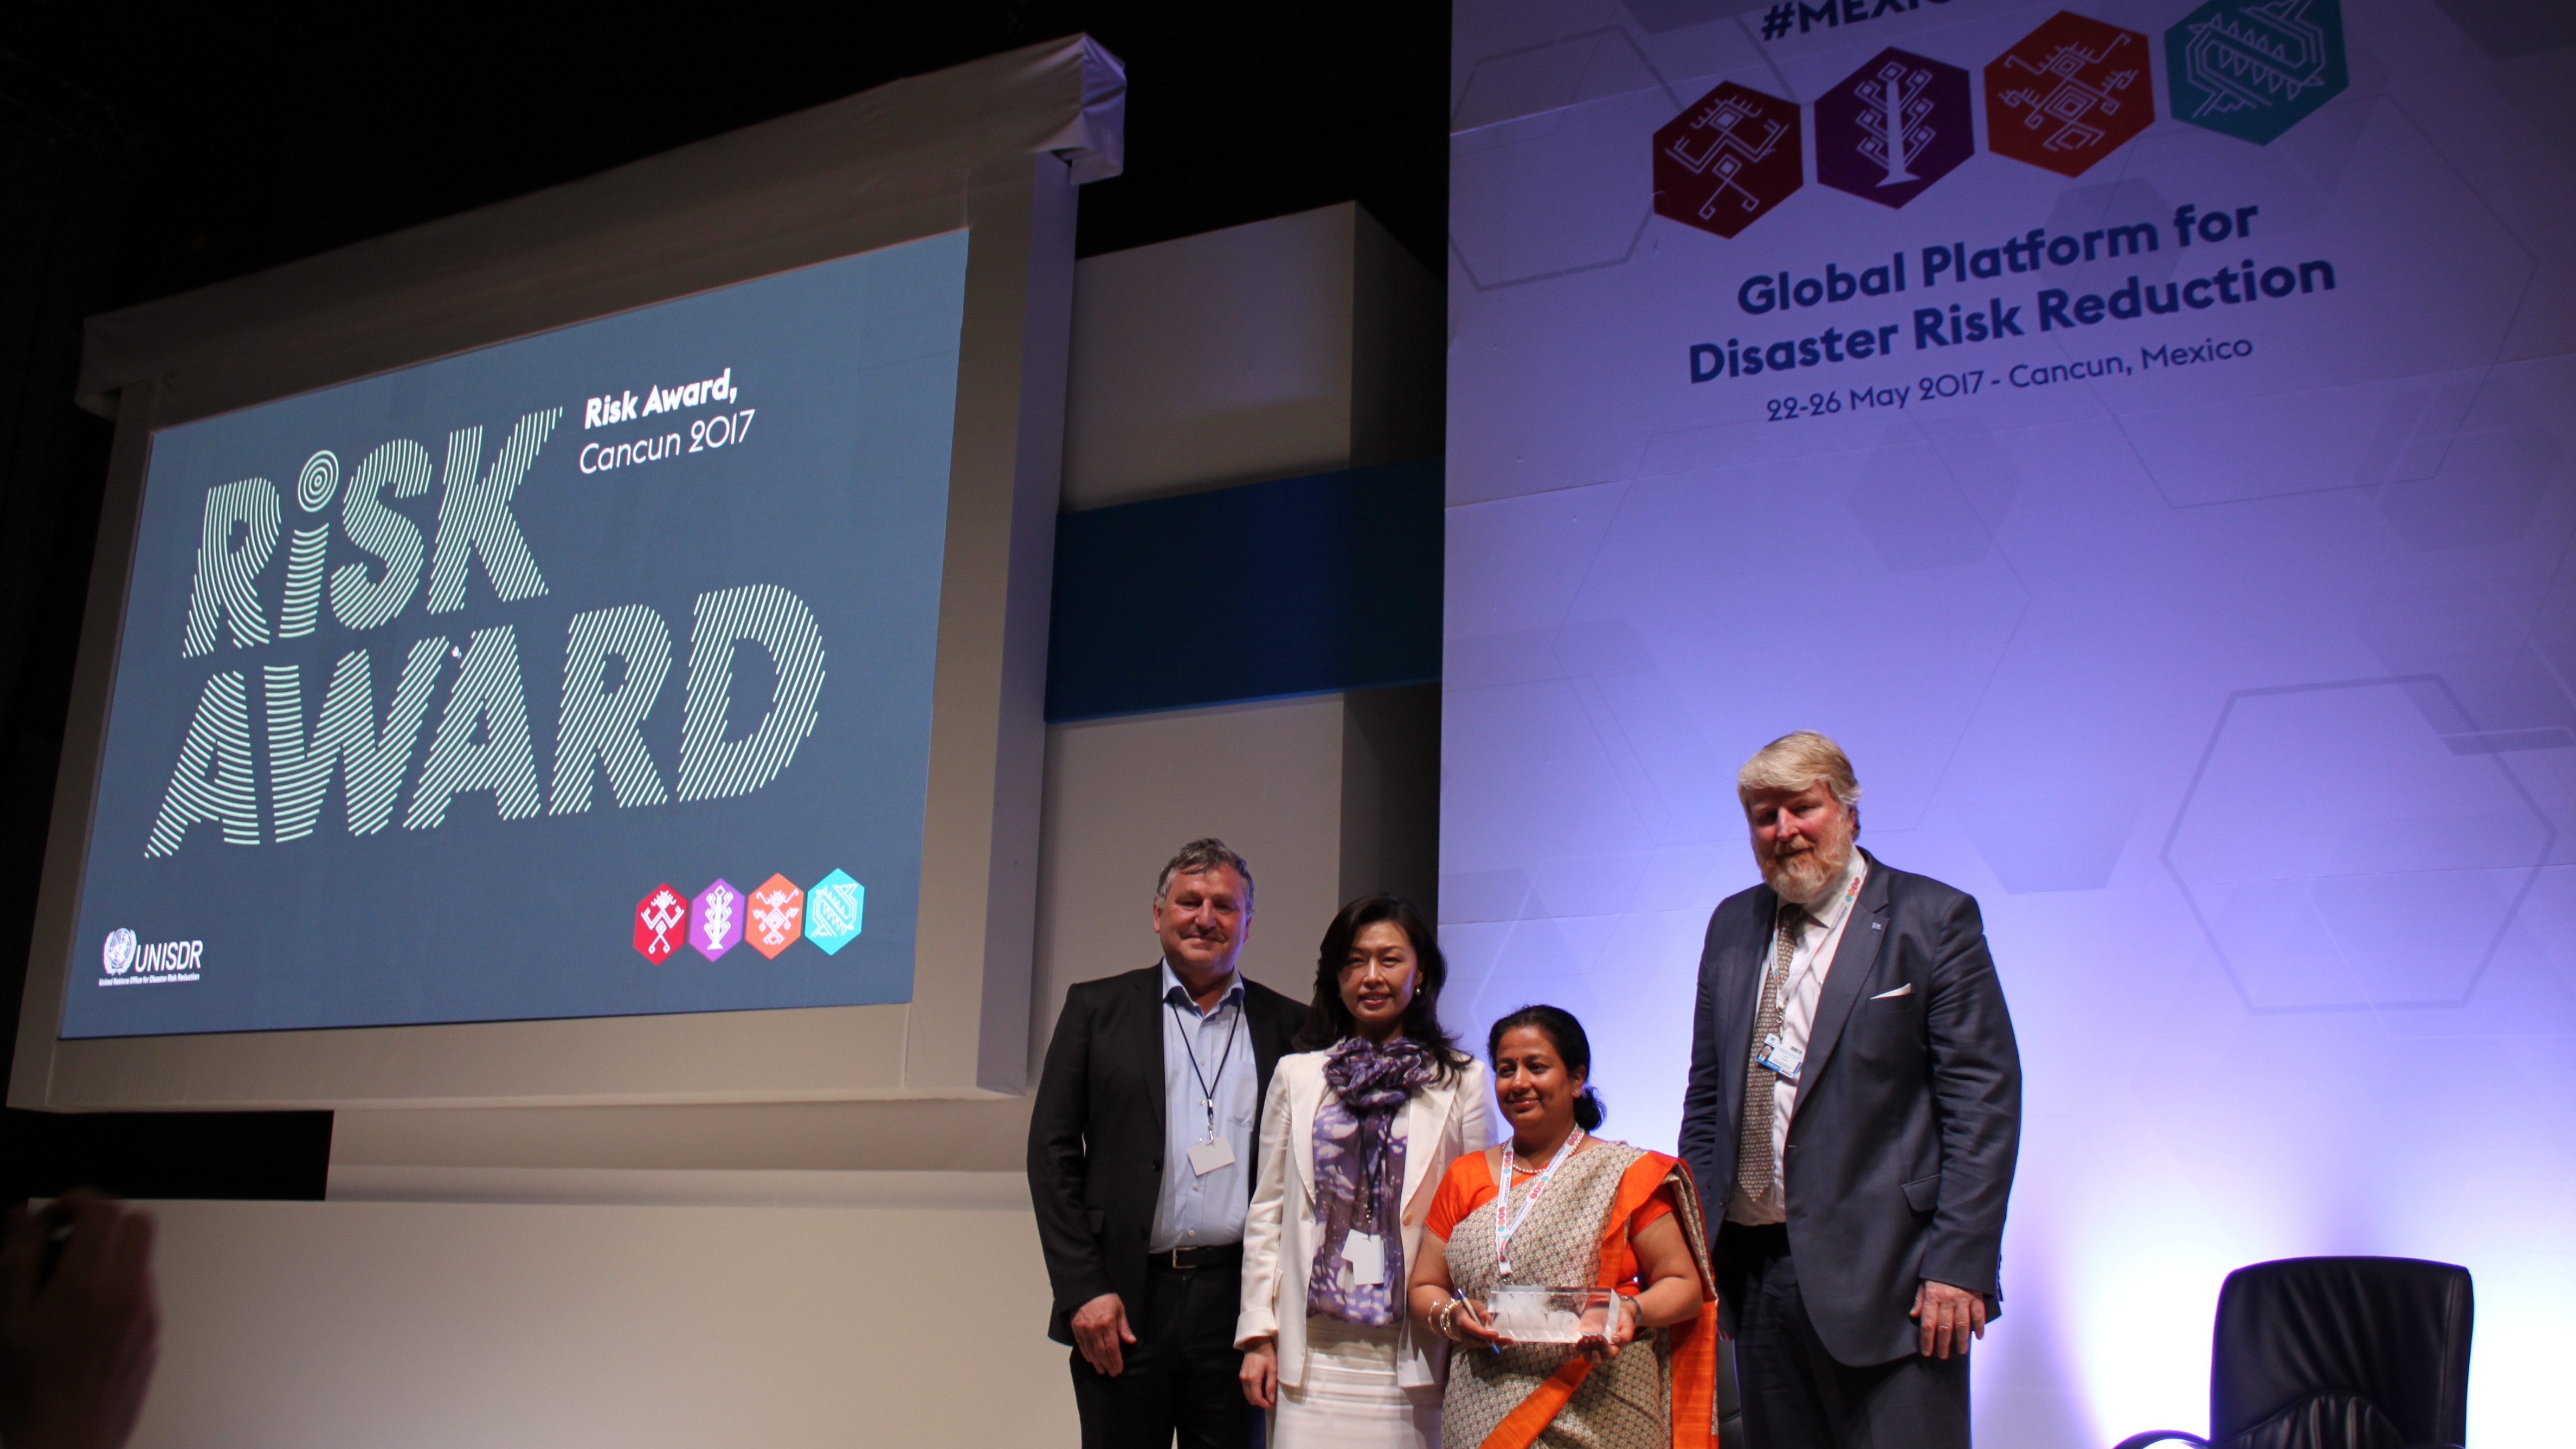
(1870, 983), (1914, 1000)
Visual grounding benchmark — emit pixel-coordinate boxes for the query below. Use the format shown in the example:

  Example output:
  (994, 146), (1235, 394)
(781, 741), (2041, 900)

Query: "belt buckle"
(1167, 1247), (1194, 1271)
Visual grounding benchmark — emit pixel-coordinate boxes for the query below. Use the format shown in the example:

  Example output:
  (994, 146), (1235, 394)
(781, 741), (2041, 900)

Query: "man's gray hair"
(1156, 838), (1254, 904)
(1736, 731), (1863, 808)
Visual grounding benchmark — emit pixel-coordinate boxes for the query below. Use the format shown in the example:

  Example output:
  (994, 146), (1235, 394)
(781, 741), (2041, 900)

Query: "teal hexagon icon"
(806, 870), (865, 955)
(2166, 0), (2348, 145)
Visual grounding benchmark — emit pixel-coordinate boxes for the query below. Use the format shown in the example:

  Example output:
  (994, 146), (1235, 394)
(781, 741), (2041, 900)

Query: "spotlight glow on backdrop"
(1441, 1), (2574, 1442)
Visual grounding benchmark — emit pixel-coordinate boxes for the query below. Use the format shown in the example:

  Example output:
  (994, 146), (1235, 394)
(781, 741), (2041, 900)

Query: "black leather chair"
(2115, 1256), (2471, 1449)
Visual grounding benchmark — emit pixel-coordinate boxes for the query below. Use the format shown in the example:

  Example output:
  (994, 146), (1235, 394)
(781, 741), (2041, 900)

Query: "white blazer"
(1236, 1049), (1491, 1389)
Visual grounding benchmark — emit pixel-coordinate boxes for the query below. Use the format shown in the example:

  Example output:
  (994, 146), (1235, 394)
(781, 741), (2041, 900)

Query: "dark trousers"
(1717, 1222), (1970, 1449)
(1070, 1257), (1261, 1449)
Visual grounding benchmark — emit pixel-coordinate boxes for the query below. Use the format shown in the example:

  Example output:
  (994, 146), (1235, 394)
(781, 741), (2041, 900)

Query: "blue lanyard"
(1168, 993), (1241, 1140)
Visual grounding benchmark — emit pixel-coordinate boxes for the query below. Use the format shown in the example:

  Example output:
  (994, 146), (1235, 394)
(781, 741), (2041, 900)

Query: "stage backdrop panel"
(1445, 1), (2572, 1444)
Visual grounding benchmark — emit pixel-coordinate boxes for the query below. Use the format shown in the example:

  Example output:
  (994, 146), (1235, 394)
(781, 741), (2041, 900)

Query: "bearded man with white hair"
(1678, 732), (2021, 1449)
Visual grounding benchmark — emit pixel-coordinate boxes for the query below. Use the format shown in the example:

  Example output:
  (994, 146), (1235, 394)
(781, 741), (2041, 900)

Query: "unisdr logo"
(99, 930), (203, 984)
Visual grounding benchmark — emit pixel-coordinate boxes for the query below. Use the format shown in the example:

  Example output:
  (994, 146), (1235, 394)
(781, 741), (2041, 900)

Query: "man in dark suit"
(1679, 732), (2021, 1449)
(1028, 838), (1306, 1449)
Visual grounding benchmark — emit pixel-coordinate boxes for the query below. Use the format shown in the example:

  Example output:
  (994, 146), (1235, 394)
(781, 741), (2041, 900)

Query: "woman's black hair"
(1486, 1004), (1606, 1132)
(1295, 894), (1472, 1078)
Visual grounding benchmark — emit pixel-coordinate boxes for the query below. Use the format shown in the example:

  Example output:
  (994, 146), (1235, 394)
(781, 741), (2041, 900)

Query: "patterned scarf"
(1307, 1036), (1437, 1324)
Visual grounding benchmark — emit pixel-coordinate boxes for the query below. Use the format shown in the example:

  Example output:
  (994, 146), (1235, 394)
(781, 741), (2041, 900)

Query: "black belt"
(1720, 1220), (1792, 1257)
(1150, 1244), (1243, 1272)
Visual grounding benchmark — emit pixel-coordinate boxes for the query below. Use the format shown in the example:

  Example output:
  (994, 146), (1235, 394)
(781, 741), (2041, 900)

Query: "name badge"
(1755, 1032), (1802, 1083)
(1343, 1231), (1387, 1286)
(1187, 1137), (1237, 1176)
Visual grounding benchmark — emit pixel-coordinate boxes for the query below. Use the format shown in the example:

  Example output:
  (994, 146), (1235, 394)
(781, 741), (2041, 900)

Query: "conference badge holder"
(1342, 1230), (1386, 1286)
(1755, 1033), (1802, 1083)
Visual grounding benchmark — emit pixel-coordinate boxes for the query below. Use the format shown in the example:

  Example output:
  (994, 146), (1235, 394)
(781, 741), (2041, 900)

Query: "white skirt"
(1272, 1315), (1441, 1449)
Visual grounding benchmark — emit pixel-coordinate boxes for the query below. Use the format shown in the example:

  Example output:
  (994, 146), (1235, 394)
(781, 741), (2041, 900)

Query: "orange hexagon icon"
(745, 873), (805, 959)
(1985, 11), (2155, 178)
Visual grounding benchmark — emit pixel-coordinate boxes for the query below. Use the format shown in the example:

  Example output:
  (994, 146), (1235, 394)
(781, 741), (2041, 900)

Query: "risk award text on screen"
(579, 366), (755, 476)
(145, 408), (825, 857)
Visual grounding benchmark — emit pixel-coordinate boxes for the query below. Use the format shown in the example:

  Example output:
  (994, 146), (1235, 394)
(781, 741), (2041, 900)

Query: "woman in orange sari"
(1404, 1006), (1720, 1449)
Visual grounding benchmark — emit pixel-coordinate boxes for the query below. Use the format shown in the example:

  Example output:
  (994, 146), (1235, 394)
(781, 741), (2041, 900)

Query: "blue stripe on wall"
(1045, 458), (1442, 722)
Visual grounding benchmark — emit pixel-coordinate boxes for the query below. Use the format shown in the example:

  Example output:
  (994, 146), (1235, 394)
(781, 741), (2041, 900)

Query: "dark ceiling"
(5, 1), (1447, 303)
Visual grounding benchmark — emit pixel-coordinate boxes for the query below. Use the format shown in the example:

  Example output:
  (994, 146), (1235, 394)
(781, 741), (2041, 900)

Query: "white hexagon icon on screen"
(102, 928), (138, 977)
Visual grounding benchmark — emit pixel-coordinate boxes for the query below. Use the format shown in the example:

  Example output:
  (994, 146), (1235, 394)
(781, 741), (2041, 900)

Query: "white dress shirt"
(1728, 849), (1870, 1226)
(1149, 960), (1259, 1252)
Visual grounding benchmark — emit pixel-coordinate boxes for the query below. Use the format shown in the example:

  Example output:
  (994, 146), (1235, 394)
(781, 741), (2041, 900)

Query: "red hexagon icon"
(745, 873), (804, 959)
(1985, 11), (2155, 178)
(634, 883), (687, 963)
(1653, 82), (1802, 240)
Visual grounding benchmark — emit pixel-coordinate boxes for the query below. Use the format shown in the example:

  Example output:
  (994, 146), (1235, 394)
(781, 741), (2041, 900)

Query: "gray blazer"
(1677, 848), (2023, 1367)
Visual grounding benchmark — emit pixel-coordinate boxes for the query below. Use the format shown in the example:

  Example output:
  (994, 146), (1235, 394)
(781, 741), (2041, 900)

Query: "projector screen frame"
(9, 38), (1116, 1110)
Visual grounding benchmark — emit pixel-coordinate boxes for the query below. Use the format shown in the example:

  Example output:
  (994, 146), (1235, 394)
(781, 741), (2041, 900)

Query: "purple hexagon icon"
(689, 878), (742, 961)
(1815, 48), (1976, 209)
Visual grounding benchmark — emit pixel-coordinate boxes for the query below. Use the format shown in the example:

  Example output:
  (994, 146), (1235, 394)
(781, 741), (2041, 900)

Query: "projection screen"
(11, 36), (1124, 1109)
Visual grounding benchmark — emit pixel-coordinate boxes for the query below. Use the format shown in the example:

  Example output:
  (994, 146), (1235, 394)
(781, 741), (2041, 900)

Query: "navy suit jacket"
(1677, 849), (2022, 1367)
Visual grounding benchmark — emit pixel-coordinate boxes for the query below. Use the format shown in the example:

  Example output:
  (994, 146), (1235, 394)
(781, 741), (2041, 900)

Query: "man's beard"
(1761, 830), (1852, 905)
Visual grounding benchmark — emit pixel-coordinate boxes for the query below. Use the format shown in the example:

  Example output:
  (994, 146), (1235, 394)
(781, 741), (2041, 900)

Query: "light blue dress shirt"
(1148, 960), (1258, 1253)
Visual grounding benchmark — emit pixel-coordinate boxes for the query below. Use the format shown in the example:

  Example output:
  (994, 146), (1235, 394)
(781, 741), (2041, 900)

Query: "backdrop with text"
(1442, 0), (2573, 1442)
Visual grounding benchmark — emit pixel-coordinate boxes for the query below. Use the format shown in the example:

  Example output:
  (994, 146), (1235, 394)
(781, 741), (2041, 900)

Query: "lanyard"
(1772, 870), (1864, 1004)
(1168, 993), (1241, 1141)
(1495, 1126), (1583, 1278)
(1356, 1115), (1399, 1232)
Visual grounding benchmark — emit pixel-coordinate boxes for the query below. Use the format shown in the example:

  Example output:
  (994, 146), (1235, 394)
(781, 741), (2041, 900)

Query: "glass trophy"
(1480, 1285), (1616, 1344)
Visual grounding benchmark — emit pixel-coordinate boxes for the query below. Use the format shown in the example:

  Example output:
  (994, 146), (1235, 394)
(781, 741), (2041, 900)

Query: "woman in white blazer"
(1237, 894), (1490, 1449)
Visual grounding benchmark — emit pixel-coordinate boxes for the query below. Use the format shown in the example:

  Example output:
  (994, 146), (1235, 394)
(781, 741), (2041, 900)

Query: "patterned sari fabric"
(1438, 1142), (1719, 1449)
